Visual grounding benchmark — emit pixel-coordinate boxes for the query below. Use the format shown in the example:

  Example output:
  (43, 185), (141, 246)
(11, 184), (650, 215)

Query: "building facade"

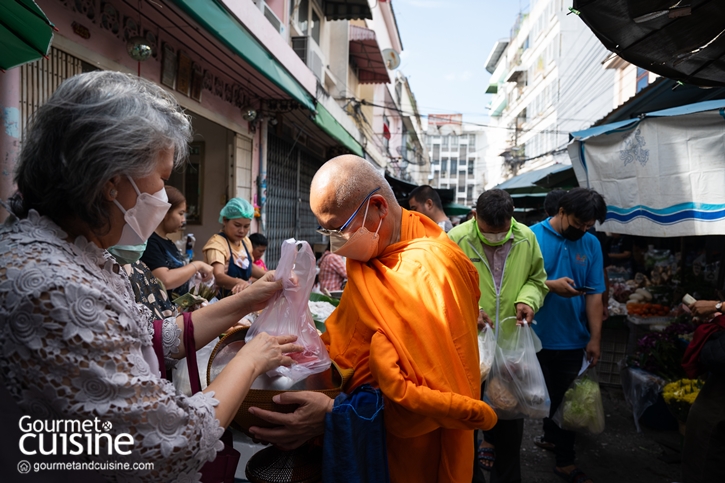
(421, 116), (488, 209)
(483, 0), (659, 184)
(0, 0), (426, 268)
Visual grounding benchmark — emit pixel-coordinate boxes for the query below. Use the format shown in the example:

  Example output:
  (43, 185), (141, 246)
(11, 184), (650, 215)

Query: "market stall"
(568, 99), (725, 432)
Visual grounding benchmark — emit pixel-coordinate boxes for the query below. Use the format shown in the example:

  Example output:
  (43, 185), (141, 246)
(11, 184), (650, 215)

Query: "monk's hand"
(515, 303), (534, 325)
(477, 308), (493, 331)
(547, 277), (581, 298)
(248, 391), (334, 451)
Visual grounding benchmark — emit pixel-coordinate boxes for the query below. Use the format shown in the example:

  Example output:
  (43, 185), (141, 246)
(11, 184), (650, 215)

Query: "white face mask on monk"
(330, 198), (383, 262)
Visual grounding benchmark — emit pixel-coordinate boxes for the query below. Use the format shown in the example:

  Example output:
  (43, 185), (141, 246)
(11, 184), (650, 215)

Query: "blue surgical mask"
(108, 240), (148, 265)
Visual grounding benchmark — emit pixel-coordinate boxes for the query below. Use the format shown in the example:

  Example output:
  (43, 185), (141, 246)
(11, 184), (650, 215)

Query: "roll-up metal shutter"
(265, 132), (325, 268)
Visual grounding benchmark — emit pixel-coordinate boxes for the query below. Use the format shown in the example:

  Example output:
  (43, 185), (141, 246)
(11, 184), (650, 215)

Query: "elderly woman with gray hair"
(0, 71), (301, 481)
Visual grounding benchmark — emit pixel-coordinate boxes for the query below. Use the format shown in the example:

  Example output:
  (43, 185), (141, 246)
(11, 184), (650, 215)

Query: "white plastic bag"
(483, 317), (550, 419)
(552, 353), (606, 434)
(478, 324), (496, 383)
(245, 239), (331, 383)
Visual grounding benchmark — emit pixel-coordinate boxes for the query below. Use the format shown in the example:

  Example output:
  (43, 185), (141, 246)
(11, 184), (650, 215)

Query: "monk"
(248, 155), (498, 482)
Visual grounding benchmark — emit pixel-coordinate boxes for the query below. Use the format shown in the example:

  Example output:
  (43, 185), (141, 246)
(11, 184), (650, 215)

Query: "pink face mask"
(330, 198), (383, 262)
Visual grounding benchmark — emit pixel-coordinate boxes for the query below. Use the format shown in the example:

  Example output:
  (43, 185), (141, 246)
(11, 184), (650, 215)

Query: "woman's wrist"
(190, 261), (198, 272)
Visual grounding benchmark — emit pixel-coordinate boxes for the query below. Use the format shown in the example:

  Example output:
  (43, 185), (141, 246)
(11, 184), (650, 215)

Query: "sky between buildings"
(394, 0), (528, 126)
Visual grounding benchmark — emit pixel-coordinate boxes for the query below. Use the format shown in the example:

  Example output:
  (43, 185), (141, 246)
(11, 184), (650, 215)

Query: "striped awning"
(349, 25), (390, 84)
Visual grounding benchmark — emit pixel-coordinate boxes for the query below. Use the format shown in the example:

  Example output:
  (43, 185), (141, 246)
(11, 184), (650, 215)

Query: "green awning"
(314, 103), (364, 157)
(444, 202), (472, 216)
(0, 0), (54, 70)
(171, 0), (315, 111)
(485, 83), (498, 94)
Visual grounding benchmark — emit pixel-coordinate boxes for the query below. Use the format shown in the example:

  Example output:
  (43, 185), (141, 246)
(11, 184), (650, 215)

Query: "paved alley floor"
(519, 387), (683, 483)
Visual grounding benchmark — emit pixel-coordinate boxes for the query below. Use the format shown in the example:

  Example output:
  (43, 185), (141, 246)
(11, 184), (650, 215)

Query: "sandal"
(553, 466), (593, 483)
(534, 436), (556, 452)
(477, 446), (495, 472)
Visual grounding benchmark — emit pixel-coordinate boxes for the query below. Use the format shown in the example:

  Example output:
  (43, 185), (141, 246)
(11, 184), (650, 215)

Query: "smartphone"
(682, 293), (696, 305)
(573, 286), (595, 292)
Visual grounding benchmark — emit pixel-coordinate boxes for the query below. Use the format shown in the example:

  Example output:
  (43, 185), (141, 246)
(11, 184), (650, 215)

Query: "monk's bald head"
(311, 155), (396, 220)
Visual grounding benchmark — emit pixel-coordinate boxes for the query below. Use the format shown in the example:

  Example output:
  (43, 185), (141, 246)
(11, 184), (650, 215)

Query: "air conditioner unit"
(263, 4), (284, 35)
(291, 36), (325, 82)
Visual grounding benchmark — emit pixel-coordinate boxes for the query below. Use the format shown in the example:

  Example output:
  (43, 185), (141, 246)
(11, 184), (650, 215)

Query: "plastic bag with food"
(245, 239), (331, 383)
(552, 353), (605, 434)
(478, 324), (496, 383)
(483, 317), (550, 419)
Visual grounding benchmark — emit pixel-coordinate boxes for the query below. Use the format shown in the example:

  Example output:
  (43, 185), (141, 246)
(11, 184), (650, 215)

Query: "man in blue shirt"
(530, 188), (607, 483)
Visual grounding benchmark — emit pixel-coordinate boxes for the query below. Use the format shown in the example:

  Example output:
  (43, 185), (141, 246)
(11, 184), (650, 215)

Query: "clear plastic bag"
(552, 354), (605, 434)
(483, 317), (550, 419)
(620, 366), (665, 432)
(245, 239), (331, 383)
(478, 324), (496, 383)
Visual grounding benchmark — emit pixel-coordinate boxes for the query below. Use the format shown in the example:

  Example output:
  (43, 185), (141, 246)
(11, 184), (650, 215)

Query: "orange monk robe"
(321, 209), (498, 483)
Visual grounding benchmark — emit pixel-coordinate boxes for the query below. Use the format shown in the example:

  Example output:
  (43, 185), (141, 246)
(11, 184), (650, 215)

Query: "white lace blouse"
(0, 211), (224, 482)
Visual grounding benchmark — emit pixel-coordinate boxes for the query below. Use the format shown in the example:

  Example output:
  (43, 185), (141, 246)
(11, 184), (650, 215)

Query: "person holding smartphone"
(529, 188), (607, 483)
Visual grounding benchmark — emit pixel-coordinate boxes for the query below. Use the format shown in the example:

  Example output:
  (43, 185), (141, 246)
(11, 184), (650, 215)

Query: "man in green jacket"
(449, 189), (548, 483)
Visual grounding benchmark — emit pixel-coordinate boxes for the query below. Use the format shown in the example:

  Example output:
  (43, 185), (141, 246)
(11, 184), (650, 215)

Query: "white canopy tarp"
(568, 100), (725, 237)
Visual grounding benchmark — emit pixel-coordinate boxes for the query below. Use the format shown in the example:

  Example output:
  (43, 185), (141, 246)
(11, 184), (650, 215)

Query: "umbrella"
(573, 0), (725, 87)
(0, 0), (55, 71)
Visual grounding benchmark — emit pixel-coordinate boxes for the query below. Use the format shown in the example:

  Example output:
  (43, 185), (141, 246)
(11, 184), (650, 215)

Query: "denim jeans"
(536, 348), (584, 468)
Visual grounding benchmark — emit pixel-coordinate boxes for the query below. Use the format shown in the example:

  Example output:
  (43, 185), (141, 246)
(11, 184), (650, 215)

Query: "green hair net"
(219, 198), (254, 223)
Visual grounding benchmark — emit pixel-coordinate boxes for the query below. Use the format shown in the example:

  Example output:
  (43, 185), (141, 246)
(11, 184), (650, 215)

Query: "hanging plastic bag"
(246, 239), (331, 383)
(483, 317), (550, 419)
(552, 352), (605, 434)
(620, 366), (666, 432)
(478, 324), (496, 383)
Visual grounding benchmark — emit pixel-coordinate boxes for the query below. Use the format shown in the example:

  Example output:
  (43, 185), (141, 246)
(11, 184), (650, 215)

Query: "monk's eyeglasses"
(317, 187), (381, 237)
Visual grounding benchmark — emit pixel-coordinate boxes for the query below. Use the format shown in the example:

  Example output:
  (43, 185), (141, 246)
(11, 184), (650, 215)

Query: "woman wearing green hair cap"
(218, 197), (254, 223)
(203, 197), (266, 297)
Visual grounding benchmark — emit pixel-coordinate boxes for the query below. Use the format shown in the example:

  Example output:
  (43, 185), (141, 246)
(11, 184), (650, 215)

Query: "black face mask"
(562, 225), (586, 241)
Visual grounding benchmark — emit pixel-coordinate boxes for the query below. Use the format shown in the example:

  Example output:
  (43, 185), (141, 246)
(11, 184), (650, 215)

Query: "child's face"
(252, 245), (267, 261)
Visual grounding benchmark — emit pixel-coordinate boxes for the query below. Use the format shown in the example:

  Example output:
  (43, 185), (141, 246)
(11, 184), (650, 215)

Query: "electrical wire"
(343, 97), (579, 136)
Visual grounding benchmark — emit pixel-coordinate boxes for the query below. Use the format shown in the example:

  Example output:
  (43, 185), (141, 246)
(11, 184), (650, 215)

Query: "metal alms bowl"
(207, 326), (343, 436)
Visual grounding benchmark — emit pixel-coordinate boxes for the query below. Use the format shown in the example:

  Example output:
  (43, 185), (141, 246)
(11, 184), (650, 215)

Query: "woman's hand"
(192, 261), (215, 282)
(232, 280), (250, 294)
(237, 271), (283, 312)
(690, 300), (721, 318)
(239, 332), (303, 376)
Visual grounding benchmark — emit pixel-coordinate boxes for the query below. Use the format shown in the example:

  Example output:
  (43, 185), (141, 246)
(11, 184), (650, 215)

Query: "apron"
(218, 232), (253, 298)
